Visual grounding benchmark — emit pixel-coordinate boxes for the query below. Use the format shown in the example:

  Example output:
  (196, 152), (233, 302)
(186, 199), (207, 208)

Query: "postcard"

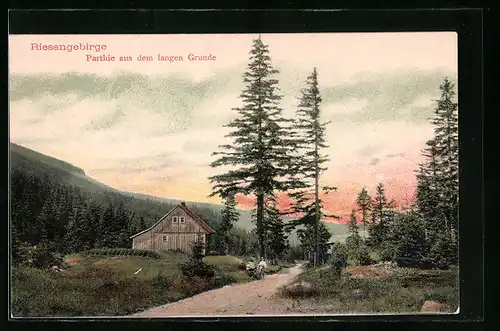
(9, 32), (459, 318)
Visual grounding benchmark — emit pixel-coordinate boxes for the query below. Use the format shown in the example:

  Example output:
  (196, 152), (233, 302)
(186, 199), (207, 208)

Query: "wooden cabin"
(129, 202), (214, 254)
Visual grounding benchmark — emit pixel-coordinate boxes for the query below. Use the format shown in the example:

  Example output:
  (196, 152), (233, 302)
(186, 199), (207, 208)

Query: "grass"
(278, 265), (459, 314)
(11, 251), (253, 317)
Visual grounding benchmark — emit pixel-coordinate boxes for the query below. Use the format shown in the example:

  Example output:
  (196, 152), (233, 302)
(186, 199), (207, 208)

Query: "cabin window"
(179, 216), (185, 224)
(172, 216), (178, 223)
(162, 235), (167, 242)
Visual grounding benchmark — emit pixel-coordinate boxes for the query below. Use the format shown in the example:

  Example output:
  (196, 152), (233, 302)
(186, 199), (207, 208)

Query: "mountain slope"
(9, 142), (349, 243)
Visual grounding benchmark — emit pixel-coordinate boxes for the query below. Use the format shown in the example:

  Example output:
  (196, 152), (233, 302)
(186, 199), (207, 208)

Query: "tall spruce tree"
(415, 77), (459, 266)
(288, 68), (336, 267)
(368, 183), (395, 249)
(345, 209), (362, 261)
(371, 183), (395, 225)
(348, 209), (359, 235)
(415, 139), (441, 236)
(431, 77), (459, 243)
(208, 36), (294, 258)
(356, 188), (372, 238)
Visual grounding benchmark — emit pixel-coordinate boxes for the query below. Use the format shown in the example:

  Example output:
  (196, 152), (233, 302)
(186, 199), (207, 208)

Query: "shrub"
(150, 275), (173, 290)
(329, 243), (348, 277)
(279, 282), (319, 299)
(190, 240), (206, 261)
(81, 248), (160, 259)
(357, 243), (374, 266)
(17, 241), (63, 269)
(428, 233), (458, 269)
(389, 214), (431, 268)
(214, 274), (237, 287)
(180, 259), (215, 278)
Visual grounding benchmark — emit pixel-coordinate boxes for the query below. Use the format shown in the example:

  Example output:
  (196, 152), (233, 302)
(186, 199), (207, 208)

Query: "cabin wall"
(131, 206), (209, 254)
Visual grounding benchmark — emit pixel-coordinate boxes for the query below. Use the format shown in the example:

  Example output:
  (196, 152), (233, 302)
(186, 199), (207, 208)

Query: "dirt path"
(130, 265), (303, 317)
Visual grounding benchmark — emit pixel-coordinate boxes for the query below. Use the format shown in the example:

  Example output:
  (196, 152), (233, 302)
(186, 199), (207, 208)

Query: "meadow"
(11, 250), (261, 317)
(278, 264), (460, 314)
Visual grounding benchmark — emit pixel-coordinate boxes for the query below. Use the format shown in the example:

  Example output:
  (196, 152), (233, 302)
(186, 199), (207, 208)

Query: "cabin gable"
(151, 206), (205, 234)
(130, 203), (214, 254)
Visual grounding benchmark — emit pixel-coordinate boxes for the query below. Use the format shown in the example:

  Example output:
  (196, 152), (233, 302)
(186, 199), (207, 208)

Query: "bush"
(357, 243), (374, 266)
(180, 259), (215, 278)
(280, 282), (319, 299)
(214, 274), (237, 287)
(329, 243), (348, 277)
(389, 214), (430, 268)
(190, 240), (206, 261)
(17, 241), (64, 269)
(150, 275), (173, 290)
(428, 233), (458, 269)
(81, 248), (160, 259)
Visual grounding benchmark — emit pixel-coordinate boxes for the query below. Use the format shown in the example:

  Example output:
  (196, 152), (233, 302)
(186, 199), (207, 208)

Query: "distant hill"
(9, 142), (351, 243)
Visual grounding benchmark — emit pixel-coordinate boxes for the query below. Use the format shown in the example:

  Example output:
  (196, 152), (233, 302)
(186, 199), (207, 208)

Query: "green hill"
(9, 142), (350, 243)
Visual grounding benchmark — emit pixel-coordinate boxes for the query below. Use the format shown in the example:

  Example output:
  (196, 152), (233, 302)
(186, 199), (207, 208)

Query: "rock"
(421, 300), (444, 312)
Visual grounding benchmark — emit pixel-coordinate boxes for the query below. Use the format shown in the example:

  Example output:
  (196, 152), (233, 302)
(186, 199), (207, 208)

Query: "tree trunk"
(256, 193), (265, 259)
(314, 143), (320, 267)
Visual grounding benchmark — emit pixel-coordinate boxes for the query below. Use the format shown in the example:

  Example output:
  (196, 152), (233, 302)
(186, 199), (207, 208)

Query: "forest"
(10, 36), (458, 273)
(206, 37), (459, 270)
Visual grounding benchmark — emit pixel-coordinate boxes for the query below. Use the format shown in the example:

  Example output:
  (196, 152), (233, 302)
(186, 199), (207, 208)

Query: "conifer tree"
(368, 183), (395, 249)
(431, 77), (459, 243)
(297, 220), (332, 264)
(217, 192), (240, 255)
(264, 200), (289, 263)
(209, 36), (294, 258)
(287, 68), (336, 267)
(356, 188), (372, 238)
(415, 77), (459, 267)
(138, 216), (147, 231)
(64, 204), (82, 252)
(347, 209), (360, 236)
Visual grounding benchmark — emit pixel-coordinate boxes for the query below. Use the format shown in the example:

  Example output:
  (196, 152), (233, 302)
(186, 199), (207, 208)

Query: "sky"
(9, 33), (458, 222)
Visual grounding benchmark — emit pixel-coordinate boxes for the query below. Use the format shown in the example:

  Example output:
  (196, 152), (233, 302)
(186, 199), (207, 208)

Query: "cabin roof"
(129, 202), (215, 238)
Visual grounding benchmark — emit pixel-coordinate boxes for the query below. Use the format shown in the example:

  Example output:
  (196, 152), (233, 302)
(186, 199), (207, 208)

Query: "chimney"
(181, 202), (186, 207)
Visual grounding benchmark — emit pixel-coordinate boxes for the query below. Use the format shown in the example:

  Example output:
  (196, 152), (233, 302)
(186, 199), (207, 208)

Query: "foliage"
(264, 201), (289, 262)
(180, 240), (216, 278)
(16, 241), (64, 269)
(367, 183), (395, 249)
(208, 36), (295, 258)
(11, 252), (257, 317)
(214, 192), (240, 255)
(81, 248), (161, 259)
(415, 77), (459, 268)
(190, 240), (206, 261)
(383, 213), (431, 268)
(180, 259), (216, 278)
(329, 242), (348, 277)
(278, 266), (459, 313)
(356, 242), (374, 266)
(283, 245), (303, 263)
(286, 68), (337, 267)
(297, 221), (332, 265)
(356, 188), (372, 237)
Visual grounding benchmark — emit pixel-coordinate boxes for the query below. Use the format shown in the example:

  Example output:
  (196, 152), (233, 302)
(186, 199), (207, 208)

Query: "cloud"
(369, 158), (381, 166)
(322, 69), (457, 124)
(357, 145), (384, 157)
(9, 71), (242, 134)
(386, 152), (406, 158)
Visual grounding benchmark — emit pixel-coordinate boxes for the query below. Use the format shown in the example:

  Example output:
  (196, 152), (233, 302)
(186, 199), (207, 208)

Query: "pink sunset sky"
(8, 33), (457, 223)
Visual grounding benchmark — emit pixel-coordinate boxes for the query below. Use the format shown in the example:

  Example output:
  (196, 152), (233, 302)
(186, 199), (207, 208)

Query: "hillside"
(9, 142), (350, 243)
